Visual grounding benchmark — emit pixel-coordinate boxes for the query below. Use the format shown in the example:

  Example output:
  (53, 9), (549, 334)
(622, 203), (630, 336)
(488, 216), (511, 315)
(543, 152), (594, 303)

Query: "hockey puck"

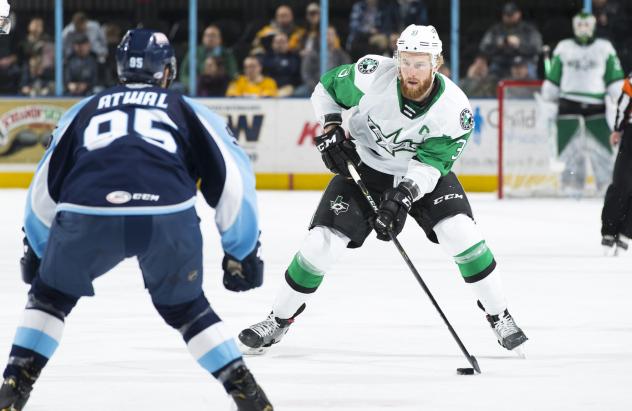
(456, 367), (475, 375)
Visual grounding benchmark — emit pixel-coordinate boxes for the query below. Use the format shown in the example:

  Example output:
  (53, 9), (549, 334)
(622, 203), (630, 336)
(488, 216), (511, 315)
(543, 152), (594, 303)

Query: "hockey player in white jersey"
(541, 12), (624, 195)
(239, 25), (528, 356)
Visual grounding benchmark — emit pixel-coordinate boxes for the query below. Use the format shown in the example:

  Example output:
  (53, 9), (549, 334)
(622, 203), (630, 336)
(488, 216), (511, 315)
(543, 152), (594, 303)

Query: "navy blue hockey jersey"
(25, 84), (259, 260)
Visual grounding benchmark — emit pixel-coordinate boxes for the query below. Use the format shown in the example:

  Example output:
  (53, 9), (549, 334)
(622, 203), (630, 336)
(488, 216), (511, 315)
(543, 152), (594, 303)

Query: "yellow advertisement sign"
(0, 99), (77, 164)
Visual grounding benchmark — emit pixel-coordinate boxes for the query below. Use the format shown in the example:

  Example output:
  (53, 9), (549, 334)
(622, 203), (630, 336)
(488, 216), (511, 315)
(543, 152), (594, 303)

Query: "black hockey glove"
(20, 232), (40, 285)
(315, 126), (361, 177)
(372, 185), (414, 241)
(222, 240), (264, 292)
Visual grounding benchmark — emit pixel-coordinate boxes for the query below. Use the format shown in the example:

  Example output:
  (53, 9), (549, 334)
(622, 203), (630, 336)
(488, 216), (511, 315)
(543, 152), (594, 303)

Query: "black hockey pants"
(601, 126), (632, 237)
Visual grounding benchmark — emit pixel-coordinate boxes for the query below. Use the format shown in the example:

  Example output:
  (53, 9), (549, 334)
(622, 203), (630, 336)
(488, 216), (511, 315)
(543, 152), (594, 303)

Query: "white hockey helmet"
(395, 24), (443, 68)
(0, 0), (10, 35)
(572, 12), (596, 43)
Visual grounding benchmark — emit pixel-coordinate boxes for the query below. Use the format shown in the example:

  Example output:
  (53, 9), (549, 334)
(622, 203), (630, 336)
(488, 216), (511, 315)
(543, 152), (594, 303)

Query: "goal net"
(497, 80), (597, 198)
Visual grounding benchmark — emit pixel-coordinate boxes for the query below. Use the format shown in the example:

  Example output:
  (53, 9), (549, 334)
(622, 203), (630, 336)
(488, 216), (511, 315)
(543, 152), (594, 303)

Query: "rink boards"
(0, 97), (501, 191)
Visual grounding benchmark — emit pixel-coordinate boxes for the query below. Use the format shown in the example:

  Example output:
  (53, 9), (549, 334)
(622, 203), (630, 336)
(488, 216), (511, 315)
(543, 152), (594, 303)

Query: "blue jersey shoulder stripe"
(24, 96), (94, 257)
(183, 97), (259, 259)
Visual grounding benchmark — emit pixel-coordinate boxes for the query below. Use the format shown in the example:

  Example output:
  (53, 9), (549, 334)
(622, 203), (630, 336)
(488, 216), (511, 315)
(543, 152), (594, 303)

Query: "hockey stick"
(347, 162), (481, 374)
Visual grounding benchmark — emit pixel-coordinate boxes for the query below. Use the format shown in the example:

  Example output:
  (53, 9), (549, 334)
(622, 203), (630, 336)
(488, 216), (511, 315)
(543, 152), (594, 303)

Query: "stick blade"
(470, 355), (481, 373)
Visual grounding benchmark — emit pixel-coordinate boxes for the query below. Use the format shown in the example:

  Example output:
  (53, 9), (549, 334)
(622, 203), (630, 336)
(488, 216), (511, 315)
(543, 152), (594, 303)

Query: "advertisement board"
(0, 97), (501, 191)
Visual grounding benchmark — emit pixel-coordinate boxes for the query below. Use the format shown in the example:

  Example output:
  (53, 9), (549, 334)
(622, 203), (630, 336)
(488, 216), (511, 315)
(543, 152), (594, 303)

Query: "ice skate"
(239, 313), (293, 355)
(616, 235), (629, 254)
(486, 309), (528, 357)
(0, 366), (39, 411)
(602, 235), (617, 256)
(226, 364), (273, 411)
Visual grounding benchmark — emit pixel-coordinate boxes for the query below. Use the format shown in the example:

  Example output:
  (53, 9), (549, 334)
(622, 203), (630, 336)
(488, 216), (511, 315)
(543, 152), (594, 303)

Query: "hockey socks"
(273, 253), (324, 320)
(284, 253), (325, 294)
(3, 309), (63, 380)
(273, 227), (349, 320)
(434, 214), (507, 315)
(3, 278), (78, 381)
(454, 240), (496, 283)
(154, 294), (242, 381)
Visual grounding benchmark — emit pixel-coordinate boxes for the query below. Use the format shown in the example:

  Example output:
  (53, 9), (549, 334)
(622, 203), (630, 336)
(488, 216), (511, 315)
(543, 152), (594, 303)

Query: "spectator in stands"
(295, 26), (351, 97)
(261, 32), (301, 97)
(398, 0), (429, 28)
(101, 22), (122, 87)
(0, 12), (19, 95)
(197, 56), (230, 97)
(459, 56), (498, 98)
(593, 0), (631, 71)
(252, 5), (305, 54)
(181, 25), (238, 89)
(346, 0), (399, 60)
(438, 60), (451, 79)
(62, 12), (107, 63)
(478, 2), (542, 79)
(64, 34), (98, 96)
(19, 54), (54, 97)
(508, 55), (533, 80)
(299, 2), (322, 54)
(19, 17), (54, 70)
(226, 56), (278, 98)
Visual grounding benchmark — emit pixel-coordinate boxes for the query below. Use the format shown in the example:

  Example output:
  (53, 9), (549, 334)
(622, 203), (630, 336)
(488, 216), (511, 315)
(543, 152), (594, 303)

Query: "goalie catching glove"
(315, 126), (361, 178)
(372, 184), (414, 241)
(222, 239), (264, 292)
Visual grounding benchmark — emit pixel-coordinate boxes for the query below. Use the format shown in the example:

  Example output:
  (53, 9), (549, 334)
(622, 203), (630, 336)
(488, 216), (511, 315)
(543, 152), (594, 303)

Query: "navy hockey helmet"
(116, 29), (177, 86)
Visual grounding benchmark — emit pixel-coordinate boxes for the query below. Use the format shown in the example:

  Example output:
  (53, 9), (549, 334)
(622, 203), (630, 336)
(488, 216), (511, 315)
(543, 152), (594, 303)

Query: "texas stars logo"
(368, 115), (418, 156)
(329, 195), (349, 215)
(459, 108), (474, 131)
(358, 57), (379, 74)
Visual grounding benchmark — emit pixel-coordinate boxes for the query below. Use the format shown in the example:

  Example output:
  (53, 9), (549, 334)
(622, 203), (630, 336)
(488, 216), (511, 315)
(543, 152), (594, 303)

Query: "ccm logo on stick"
(433, 193), (463, 205)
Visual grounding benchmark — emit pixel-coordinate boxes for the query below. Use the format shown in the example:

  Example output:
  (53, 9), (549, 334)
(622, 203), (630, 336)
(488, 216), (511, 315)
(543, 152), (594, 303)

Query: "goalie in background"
(540, 11), (624, 196)
(601, 72), (632, 256)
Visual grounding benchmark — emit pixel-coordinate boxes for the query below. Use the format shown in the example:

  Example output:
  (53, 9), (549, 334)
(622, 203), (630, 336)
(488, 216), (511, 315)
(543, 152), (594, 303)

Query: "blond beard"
(401, 74), (434, 100)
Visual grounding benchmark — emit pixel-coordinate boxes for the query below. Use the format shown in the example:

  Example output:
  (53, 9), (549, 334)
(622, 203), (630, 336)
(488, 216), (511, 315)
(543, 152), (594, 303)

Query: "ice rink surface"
(0, 189), (630, 410)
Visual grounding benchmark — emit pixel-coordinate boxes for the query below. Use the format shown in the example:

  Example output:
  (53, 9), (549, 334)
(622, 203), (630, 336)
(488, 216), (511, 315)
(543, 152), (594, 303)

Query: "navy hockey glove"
(222, 241), (264, 292)
(372, 185), (414, 241)
(315, 126), (361, 177)
(20, 232), (40, 284)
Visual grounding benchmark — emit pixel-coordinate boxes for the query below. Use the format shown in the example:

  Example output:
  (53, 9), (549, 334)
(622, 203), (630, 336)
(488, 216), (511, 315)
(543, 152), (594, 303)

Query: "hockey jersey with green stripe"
(543, 38), (624, 105)
(311, 55), (473, 198)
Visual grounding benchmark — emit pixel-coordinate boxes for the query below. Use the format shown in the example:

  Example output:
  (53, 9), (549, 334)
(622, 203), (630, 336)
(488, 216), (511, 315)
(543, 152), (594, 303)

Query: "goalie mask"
(0, 0), (10, 35)
(394, 24), (443, 70)
(572, 12), (596, 44)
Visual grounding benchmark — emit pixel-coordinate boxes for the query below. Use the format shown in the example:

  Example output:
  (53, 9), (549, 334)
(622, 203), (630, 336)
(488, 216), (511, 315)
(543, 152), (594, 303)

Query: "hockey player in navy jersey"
(0, 29), (272, 411)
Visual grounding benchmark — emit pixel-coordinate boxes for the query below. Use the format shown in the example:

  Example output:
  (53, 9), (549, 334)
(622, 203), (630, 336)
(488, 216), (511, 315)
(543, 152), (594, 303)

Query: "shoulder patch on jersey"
(358, 57), (379, 74)
(459, 108), (474, 131)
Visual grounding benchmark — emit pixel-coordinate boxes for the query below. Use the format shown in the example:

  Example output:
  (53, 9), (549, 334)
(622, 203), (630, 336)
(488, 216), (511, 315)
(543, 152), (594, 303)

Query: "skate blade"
(238, 340), (270, 356)
(512, 344), (526, 359)
(603, 245), (617, 257)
